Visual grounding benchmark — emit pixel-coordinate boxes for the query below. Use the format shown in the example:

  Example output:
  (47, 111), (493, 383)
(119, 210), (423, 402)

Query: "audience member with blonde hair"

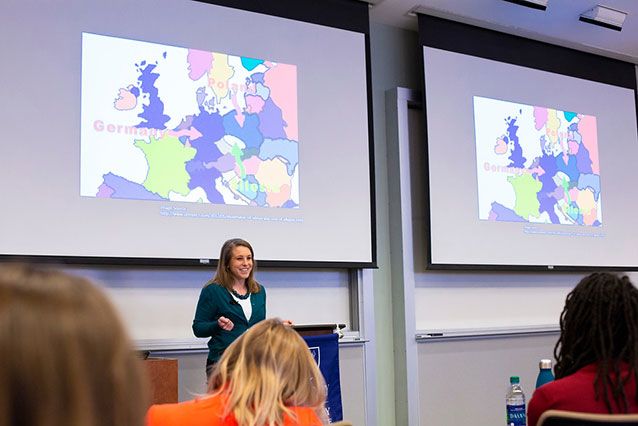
(0, 263), (148, 426)
(147, 318), (328, 426)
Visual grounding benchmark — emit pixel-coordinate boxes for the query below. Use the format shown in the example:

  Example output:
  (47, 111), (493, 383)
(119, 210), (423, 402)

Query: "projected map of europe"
(80, 33), (299, 208)
(474, 96), (601, 226)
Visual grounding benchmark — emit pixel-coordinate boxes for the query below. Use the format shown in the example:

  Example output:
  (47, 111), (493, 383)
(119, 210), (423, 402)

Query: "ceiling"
(368, 0), (638, 64)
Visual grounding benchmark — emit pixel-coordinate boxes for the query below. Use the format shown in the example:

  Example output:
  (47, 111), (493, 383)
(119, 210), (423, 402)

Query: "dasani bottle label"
(506, 404), (526, 426)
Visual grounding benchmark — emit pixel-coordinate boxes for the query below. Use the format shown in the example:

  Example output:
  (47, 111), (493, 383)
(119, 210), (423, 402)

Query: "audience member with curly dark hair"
(527, 272), (638, 426)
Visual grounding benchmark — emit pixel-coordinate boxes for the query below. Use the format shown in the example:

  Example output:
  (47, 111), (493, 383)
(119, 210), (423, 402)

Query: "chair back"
(538, 410), (638, 426)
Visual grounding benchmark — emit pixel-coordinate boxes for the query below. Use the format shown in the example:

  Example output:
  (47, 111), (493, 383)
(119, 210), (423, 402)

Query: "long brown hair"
(209, 318), (328, 425)
(209, 238), (260, 293)
(554, 272), (638, 413)
(0, 264), (148, 426)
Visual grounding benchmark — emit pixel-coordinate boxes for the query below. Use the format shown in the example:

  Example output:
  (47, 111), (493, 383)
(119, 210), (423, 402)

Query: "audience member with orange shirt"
(146, 318), (328, 426)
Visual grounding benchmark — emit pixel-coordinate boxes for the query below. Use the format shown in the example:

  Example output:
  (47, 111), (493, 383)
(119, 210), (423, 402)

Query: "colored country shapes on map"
(507, 174), (542, 220)
(488, 202), (527, 222)
(134, 134), (197, 198)
(533, 106), (548, 130)
(259, 138), (298, 176)
(554, 175), (600, 226)
(217, 172), (263, 206)
(113, 85), (138, 111)
(545, 109), (562, 145)
(216, 155), (296, 208)
(241, 57), (265, 72)
(191, 53), (295, 143)
(577, 173), (600, 201)
(97, 173), (167, 201)
(474, 95), (601, 226)
(257, 98), (289, 140)
(168, 186), (210, 204)
(563, 111), (577, 122)
(82, 33), (299, 208)
(263, 63), (297, 141)
(186, 49), (213, 80)
(135, 61), (171, 130)
(208, 52), (235, 100)
(222, 111), (263, 151)
(255, 158), (294, 207)
(576, 114), (599, 174)
(245, 95), (266, 114)
(494, 137), (508, 155)
(504, 117), (527, 168)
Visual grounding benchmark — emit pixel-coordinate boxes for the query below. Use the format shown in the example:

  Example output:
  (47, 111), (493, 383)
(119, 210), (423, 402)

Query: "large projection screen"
(0, 0), (375, 266)
(419, 15), (638, 270)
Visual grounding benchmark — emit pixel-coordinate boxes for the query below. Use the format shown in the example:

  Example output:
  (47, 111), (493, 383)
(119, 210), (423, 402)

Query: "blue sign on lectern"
(303, 333), (343, 422)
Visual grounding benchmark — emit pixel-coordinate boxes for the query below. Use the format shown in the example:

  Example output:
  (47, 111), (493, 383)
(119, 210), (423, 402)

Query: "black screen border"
(4, 0), (377, 269)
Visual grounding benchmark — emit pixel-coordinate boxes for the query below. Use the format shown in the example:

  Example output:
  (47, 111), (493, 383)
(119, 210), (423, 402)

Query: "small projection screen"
(0, 0), (375, 267)
(419, 14), (638, 270)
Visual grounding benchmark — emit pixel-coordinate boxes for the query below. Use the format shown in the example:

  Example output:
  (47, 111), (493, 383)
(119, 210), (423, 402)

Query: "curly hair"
(554, 272), (638, 413)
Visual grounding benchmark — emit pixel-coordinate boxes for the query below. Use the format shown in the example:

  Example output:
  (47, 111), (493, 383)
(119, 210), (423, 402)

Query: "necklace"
(230, 288), (250, 300)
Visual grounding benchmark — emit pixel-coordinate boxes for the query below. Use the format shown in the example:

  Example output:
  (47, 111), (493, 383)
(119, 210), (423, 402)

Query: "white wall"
(67, 266), (351, 342)
(418, 334), (558, 426)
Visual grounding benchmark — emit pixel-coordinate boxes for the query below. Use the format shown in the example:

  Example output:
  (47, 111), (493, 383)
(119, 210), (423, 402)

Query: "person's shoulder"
(549, 364), (598, 389)
(146, 395), (229, 426)
(203, 283), (227, 295)
(530, 364), (596, 405)
(146, 401), (184, 426)
(250, 284), (266, 303)
(532, 375), (569, 400)
(284, 406), (323, 426)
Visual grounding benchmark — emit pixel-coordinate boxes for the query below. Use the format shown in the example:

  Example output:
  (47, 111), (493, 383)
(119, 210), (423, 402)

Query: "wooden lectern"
(292, 323), (345, 337)
(144, 358), (178, 404)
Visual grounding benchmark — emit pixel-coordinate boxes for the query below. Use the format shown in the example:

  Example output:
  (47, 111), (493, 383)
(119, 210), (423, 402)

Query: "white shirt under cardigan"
(229, 290), (252, 321)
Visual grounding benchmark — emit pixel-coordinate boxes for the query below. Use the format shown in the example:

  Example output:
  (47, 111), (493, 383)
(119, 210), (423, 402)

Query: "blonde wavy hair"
(0, 264), (148, 426)
(209, 318), (328, 425)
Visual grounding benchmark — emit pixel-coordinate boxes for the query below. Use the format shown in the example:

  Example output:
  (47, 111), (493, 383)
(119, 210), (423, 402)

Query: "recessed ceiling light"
(502, 0), (548, 11)
(579, 5), (627, 31)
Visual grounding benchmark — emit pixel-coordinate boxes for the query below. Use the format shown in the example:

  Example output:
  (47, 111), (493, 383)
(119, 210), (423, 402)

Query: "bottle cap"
(510, 376), (520, 384)
(539, 359), (553, 369)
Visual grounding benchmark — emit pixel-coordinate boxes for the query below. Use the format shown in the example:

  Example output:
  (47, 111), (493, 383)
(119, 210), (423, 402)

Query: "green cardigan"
(192, 283), (266, 362)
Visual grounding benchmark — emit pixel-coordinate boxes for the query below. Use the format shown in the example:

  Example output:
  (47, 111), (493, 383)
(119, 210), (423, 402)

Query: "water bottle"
(506, 376), (526, 426)
(535, 359), (554, 389)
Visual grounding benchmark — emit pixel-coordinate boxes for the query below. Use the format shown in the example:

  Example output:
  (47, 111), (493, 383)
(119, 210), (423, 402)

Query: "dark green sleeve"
(261, 285), (266, 320)
(192, 285), (220, 338)
(249, 285), (267, 326)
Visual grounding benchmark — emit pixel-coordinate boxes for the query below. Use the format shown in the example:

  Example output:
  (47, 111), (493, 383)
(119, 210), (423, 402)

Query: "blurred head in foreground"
(0, 263), (148, 426)
(555, 272), (638, 412)
(208, 318), (328, 425)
